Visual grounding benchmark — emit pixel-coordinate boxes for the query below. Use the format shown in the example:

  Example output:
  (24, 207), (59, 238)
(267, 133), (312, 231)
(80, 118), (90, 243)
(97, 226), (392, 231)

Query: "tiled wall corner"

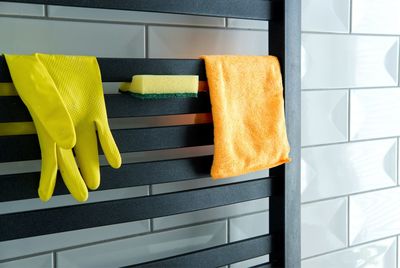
(302, 0), (400, 266)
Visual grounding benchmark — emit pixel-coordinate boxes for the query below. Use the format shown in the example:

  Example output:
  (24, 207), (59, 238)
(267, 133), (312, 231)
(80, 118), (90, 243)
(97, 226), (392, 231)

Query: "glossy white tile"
(152, 169), (269, 194)
(154, 198), (268, 230)
(0, 17), (145, 57)
(301, 34), (398, 89)
(302, 139), (397, 202)
(353, 0), (400, 35)
(148, 26), (268, 58)
(0, 2), (44, 16)
(0, 254), (52, 268)
(302, 237), (396, 268)
(301, 90), (348, 146)
(48, 6), (225, 27)
(302, 0), (350, 33)
(230, 254), (269, 268)
(57, 221), (227, 268)
(227, 18), (268, 30)
(350, 188), (400, 245)
(351, 88), (400, 140)
(0, 220), (149, 260)
(301, 198), (347, 258)
(229, 211), (269, 242)
(0, 186), (148, 214)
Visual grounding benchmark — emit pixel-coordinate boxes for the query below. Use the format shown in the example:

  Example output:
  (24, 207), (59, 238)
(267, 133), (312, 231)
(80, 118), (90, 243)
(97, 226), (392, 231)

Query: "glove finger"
(35, 124), (58, 202)
(57, 147), (88, 202)
(74, 124), (100, 190)
(4, 54), (76, 149)
(95, 120), (122, 169)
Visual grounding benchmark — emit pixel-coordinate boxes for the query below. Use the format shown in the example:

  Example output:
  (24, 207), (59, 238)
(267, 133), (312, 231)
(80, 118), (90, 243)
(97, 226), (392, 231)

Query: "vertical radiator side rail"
(269, 0), (301, 267)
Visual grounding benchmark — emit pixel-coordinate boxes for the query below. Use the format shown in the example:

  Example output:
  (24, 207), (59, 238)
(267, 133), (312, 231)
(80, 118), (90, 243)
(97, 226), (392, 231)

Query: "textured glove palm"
(5, 54), (121, 202)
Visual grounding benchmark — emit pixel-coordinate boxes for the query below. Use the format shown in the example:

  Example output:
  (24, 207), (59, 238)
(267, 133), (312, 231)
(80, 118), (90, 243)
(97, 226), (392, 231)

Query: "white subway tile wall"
(301, 90), (348, 146)
(1, 0), (397, 266)
(301, 198), (347, 258)
(301, 139), (397, 202)
(302, 0), (350, 33)
(301, 0), (400, 266)
(352, 0), (400, 35)
(0, 2), (270, 267)
(350, 88), (400, 140)
(56, 221), (227, 268)
(301, 34), (398, 89)
(302, 237), (396, 268)
(0, 254), (53, 268)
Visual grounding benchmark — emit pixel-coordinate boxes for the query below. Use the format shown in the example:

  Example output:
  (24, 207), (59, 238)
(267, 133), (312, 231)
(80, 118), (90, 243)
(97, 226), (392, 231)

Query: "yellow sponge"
(119, 75), (198, 99)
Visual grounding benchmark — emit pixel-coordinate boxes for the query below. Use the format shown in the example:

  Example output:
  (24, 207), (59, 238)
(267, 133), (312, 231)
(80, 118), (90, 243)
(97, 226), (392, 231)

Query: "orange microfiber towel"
(201, 55), (291, 179)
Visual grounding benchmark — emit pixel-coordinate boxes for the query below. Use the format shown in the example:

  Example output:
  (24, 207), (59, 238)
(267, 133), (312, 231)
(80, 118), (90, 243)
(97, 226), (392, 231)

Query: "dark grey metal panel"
(0, 178), (273, 241)
(268, 0), (301, 267)
(0, 156), (214, 202)
(0, 124), (213, 162)
(126, 235), (271, 268)
(0, 93), (211, 122)
(0, 0), (276, 20)
(0, 57), (207, 82)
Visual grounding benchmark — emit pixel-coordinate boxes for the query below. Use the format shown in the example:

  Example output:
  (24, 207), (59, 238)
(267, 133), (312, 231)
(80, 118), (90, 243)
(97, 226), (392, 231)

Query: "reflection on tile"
(0, 220), (149, 260)
(302, 237), (396, 268)
(0, 2), (44, 16)
(152, 169), (269, 194)
(351, 88), (400, 140)
(302, 0), (350, 32)
(229, 211), (269, 242)
(302, 34), (398, 89)
(0, 186), (148, 214)
(48, 6), (225, 27)
(227, 18), (268, 30)
(302, 90), (348, 146)
(353, 0), (400, 34)
(0, 17), (145, 57)
(302, 139), (397, 202)
(350, 188), (400, 245)
(57, 221), (227, 268)
(154, 198), (268, 230)
(148, 26), (267, 58)
(301, 198), (347, 258)
(230, 254), (269, 268)
(0, 254), (52, 268)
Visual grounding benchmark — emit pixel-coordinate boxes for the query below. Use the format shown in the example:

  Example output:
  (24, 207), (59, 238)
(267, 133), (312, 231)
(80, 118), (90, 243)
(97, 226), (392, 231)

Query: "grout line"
(346, 196), (350, 247)
(397, 36), (400, 88)
(301, 86), (400, 91)
(347, 89), (351, 142)
(227, 218), (230, 243)
(52, 251), (57, 268)
(301, 235), (398, 261)
(224, 17), (228, 28)
(349, 0), (353, 34)
(302, 30), (400, 37)
(302, 136), (399, 149)
(396, 236), (399, 268)
(0, 13), (266, 32)
(144, 24), (149, 58)
(149, 186), (153, 236)
(44, 5), (48, 17)
(397, 138), (399, 186)
(301, 185), (400, 205)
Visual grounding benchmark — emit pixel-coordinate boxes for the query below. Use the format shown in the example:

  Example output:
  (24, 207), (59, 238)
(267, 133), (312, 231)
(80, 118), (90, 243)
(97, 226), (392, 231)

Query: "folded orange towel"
(201, 55), (291, 179)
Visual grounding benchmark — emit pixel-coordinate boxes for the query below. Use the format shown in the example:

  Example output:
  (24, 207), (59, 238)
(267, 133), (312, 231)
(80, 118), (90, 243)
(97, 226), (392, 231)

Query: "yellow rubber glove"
(36, 54), (122, 193)
(5, 54), (121, 202)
